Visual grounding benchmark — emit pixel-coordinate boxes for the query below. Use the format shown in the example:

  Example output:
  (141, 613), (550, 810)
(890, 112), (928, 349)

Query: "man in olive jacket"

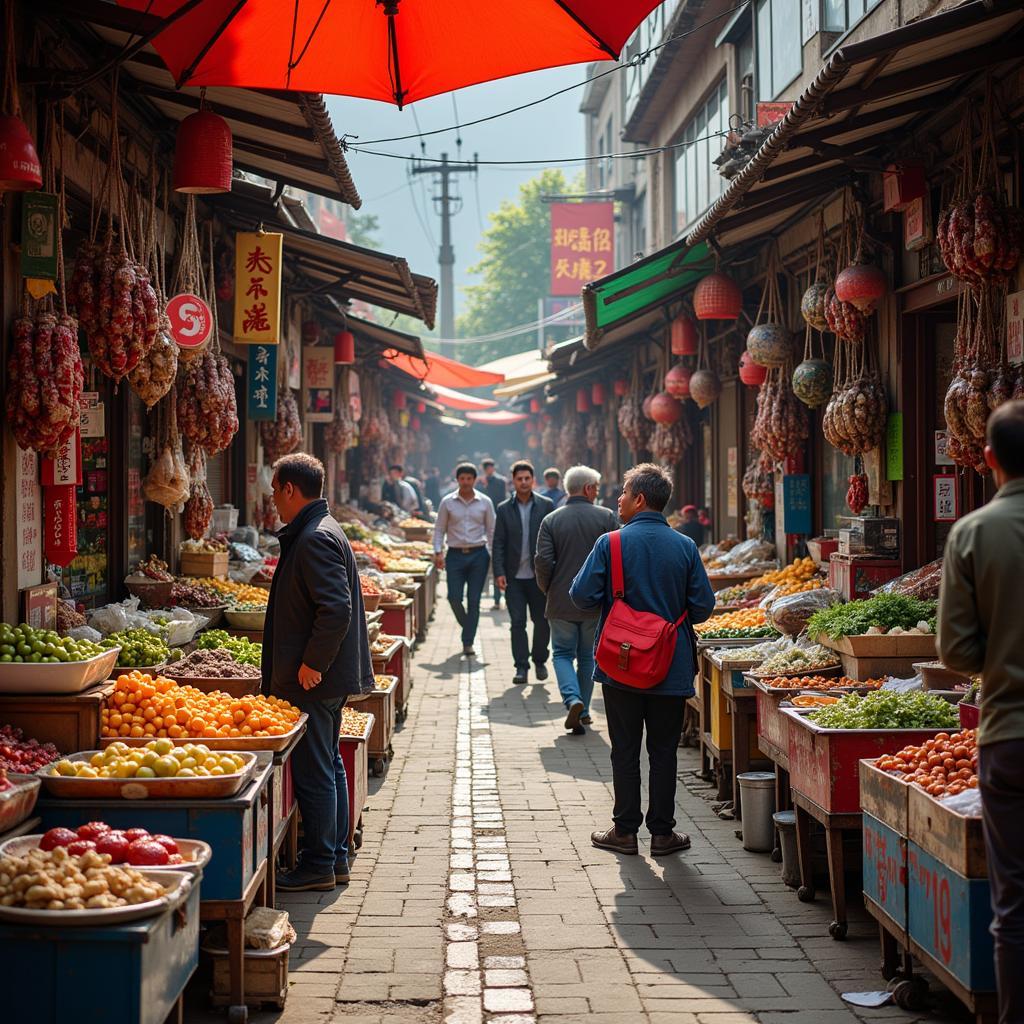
(263, 453), (373, 892)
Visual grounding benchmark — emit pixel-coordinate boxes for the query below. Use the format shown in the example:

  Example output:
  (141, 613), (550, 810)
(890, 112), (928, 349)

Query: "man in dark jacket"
(479, 459), (509, 609)
(492, 461), (553, 685)
(571, 463), (715, 858)
(535, 465), (616, 735)
(263, 453), (373, 892)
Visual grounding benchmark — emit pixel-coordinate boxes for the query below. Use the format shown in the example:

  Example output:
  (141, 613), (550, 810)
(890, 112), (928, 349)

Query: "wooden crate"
(360, 677), (398, 773)
(839, 652), (923, 680)
(860, 758), (912, 836)
(179, 551), (229, 577)
(754, 684), (791, 770)
(210, 945), (289, 1009)
(822, 632), (938, 660)
(0, 682), (112, 753)
(908, 783), (986, 878)
(863, 811), (909, 935)
(339, 713), (372, 851)
(380, 599), (414, 642)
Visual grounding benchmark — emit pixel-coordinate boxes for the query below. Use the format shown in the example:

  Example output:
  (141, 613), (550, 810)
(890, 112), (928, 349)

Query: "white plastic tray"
(0, 647), (121, 695)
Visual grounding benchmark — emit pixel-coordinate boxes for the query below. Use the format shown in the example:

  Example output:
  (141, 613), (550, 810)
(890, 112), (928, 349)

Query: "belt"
(450, 545), (485, 554)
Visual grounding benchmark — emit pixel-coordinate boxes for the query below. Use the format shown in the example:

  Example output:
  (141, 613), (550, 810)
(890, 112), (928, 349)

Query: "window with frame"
(756, 0), (802, 99)
(822, 0), (883, 34)
(673, 78), (729, 235)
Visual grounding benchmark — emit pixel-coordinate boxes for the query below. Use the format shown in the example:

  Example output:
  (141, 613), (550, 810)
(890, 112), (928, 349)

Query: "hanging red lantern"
(665, 362), (692, 399)
(738, 350), (768, 387)
(670, 313), (698, 355)
(529, 398), (541, 413)
(173, 109), (233, 194)
(642, 394), (655, 420)
(649, 391), (682, 424)
(576, 388), (591, 413)
(302, 320), (321, 343)
(411, 416), (421, 430)
(333, 329), (355, 364)
(834, 263), (887, 313)
(392, 390), (407, 410)
(613, 378), (628, 397)
(693, 271), (742, 320)
(591, 381), (606, 406)
(0, 114), (42, 191)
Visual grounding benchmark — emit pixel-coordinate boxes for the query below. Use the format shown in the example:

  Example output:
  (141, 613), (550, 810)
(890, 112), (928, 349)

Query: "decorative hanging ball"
(800, 281), (830, 332)
(391, 390), (407, 410)
(416, 401), (427, 414)
(0, 114), (42, 191)
(591, 381), (606, 406)
(693, 271), (742, 320)
(665, 362), (693, 399)
(689, 368), (722, 409)
(649, 391), (682, 424)
(411, 416), (421, 430)
(576, 388), (591, 413)
(529, 397), (541, 413)
(642, 394), (655, 420)
(333, 330), (355, 364)
(738, 350), (768, 387)
(670, 313), (699, 354)
(791, 358), (834, 408)
(302, 320), (321, 343)
(173, 110), (233, 194)
(746, 322), (790, 367)
(613, 378), (629, 397)
(834, 263), (887, 314)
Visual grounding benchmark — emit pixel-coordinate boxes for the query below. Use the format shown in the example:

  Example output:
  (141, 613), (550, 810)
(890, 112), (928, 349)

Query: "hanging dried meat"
(325, 389), (357, 453)
(846, 473), (869, 515)
(183, 444), (214, 540)
(557, 412), (585, 470)
(585, 411), (605, 454)
(177, 349), (238, 456)
(742, 453), (775, 508)
(822, 331), (887, 456)
(259, 389), (302, 462)
(751, 365), (809, 463)
(651, 419), (691, 465)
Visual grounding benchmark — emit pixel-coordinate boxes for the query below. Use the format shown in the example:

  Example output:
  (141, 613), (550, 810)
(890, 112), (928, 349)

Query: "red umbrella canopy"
(116, 0), (665, 106)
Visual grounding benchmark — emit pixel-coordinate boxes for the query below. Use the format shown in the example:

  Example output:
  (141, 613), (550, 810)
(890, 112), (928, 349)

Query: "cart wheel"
(371, 757), (386, 777)
(770, 846), (782, 863)
(879, 957), (901, 982)
(892, 977), (929, 1011)
(354, 828), (363, 850)
(227, 1005), (248, 1023)
(387, 743), (394, 757)
(797, 886), (815, 903)
(828, 920), (848, 941)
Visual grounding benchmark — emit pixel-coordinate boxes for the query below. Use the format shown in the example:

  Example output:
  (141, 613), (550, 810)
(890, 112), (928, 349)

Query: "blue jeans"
(550, 617), (597, 714)
(290, 695), (349, 874)
(445, 547), (490, 646)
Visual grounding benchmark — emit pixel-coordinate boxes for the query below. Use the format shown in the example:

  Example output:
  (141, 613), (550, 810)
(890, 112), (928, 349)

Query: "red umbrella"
(116, 0), (664, 106)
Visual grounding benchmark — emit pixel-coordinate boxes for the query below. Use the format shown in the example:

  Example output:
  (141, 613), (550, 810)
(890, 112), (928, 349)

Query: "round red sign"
(166, 293), (213, 349)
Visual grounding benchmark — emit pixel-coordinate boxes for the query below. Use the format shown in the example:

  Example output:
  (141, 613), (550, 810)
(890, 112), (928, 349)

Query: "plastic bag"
(767, 588), (844, 637)
(873, 559), (943, 600)
(65, 624), (103, 644)
(88, 599), (139, 636)
(940, 788), (982, 815)
(144, 607), (200, 647)
(230, 542), (263, 562)
(721, 538), (777, 567)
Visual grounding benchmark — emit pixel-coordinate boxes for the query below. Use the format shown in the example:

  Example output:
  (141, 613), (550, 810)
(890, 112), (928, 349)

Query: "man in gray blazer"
(535, 465), (617, 734)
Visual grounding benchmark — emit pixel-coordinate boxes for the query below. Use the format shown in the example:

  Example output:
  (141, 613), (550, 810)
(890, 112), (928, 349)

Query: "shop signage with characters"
(303, 346), (335, 422)
(234, 231), (283, 344)
(549, 202), (614, 296)
(247, 344), (278, 420)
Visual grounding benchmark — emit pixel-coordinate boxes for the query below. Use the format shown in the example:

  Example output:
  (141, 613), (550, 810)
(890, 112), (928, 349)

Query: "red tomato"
(39, 827), (79, 851)
(96, 831), (131, 864)
(126, 839), (170, 866)
(123, 828), (151, 842)
(150, 834), (179, 855)
(66, 839), (97, 856)
(76, 821), (111, 841)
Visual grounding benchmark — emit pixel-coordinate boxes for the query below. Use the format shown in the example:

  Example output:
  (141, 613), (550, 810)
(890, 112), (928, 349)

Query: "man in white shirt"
(433, 463), (497, 658)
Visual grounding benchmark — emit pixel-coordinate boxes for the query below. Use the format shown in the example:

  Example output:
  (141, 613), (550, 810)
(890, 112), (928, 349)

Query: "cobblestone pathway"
(189, 600), (966, 1024)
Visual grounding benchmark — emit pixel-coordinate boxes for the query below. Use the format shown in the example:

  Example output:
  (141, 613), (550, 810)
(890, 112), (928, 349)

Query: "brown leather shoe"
(650, 832), (691, 856)
(591, 826), (639, 855)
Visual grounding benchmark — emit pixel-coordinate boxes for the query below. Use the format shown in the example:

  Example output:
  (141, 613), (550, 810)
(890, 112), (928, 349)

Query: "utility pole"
(412, 152), (477, 358)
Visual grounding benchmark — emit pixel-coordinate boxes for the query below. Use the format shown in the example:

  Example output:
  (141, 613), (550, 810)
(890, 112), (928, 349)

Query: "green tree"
(457, 169), (582, 364)
(345, 210), (381, 249)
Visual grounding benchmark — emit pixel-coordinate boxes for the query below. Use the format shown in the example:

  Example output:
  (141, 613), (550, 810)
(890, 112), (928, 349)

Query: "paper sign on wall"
(42, 430), (83, 487)
(44, 485), (78, 567)
(1008, 290), (1024, 365)
(726, 447), (739, 518)
(781, 474), (812, 536)
(16, 447), (41, 589)
(246, 344), (278, 421)
(885, 414), (903, 481)
(303, 346), (335, 422)
(234, 231), (283, 344)
(549, 202), (614, 296)
(80, 393), (105, 437)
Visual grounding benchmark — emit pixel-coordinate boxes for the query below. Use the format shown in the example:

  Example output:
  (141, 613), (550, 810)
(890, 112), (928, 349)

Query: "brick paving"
(187, 598), (970, 1024)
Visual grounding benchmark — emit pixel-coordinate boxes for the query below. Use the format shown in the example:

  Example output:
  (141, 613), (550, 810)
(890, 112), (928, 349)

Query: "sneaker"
(534, 662), (549, 681)
(650, 832), (692, 857)
(570, 724), (586, 736)
(564, 700), (584, 731)
(334, 860), (351, 884)
(513, 669), (528, 685)
(581, 715), (592, 725)
(462, 645), (475, 658)
(591, 826), (638, 855)
(276, 868), (336, 892)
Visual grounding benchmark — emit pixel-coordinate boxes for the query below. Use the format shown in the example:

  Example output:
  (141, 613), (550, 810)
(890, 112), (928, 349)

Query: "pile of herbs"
(808, 689), (958, 730)
(807, 593), (937, 642)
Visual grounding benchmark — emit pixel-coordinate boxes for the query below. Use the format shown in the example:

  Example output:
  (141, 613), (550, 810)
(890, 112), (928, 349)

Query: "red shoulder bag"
(594, 530), (688, 689)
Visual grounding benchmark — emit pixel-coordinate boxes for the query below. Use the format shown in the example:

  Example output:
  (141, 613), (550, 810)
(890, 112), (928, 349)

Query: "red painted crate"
(828, 553), (902, 601)
(339, 712), (373, 851)
(753, 682), (791, 769)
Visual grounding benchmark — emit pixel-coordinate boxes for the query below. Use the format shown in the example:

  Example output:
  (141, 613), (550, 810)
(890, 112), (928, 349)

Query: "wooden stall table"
(351, 676), (398, 776)
(412, 575), (430, 643)
(339, 712), (373, 853)
(372, 638), (411, 722)
(0, 681), (112, 753)
(706, 647), (766, 808)
(706, 569), (763, 594)
(752, 678), (792, 820)
(408, 582), (423, 641)
(267, 724), (305, 907)
(380, 597), (415, 644)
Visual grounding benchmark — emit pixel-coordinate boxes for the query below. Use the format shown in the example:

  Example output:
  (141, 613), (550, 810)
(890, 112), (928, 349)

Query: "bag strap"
(609, 530), (624, 598)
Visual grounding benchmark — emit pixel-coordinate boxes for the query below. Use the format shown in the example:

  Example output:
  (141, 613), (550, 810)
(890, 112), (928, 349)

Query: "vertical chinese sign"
(247, 344), (279, 421)
(549, 202), (614, 296)
(234, 232), (283, 344)
(16, 448), (41, 589)
(303, 347), (335, 422)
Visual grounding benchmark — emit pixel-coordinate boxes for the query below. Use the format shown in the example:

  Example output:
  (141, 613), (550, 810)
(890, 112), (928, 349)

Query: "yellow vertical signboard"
(234, 231), (283, 344)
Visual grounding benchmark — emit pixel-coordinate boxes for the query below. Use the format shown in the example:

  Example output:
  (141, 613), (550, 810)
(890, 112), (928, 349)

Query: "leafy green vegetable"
(197, 628), (262, 666)
(698, 625), (781, 640)
(807, 689), (957, 730)
(807, 593), (937, 642)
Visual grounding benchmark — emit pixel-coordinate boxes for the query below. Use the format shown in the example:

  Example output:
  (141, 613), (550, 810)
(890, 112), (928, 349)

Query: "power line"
(404, 170), (437, 249)
(427, 301), (584, 346)
(353, 2), (752, 146)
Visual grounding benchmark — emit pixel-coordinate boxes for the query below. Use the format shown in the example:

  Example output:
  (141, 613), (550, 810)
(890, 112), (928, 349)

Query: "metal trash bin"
(737, 771), (776, 851)
(773, 810), (800, 887)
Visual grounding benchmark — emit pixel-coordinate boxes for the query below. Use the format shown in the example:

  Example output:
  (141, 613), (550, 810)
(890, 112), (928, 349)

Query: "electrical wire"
(355, 1), (752, 146)
(405, 169), (437, 249)
(426, 302), (584, 346)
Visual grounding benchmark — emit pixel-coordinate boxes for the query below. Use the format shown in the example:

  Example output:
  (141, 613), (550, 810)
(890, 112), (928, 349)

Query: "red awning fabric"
(383, 350), (505, 388)
(425, 382), (499, 411)
(464, 411), (529, 425)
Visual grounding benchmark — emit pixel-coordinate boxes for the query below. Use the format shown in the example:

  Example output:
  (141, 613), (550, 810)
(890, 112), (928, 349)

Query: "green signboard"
(20, 192), (59, 280)
(886, 413), (904, 482)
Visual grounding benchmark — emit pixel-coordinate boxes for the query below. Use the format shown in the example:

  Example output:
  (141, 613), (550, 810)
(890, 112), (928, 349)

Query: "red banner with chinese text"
(549, 202), (614, 296)
(44, 484), (78, 567)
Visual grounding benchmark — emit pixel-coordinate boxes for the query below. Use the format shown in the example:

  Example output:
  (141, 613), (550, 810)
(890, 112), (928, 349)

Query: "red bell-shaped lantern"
(302, 320), (321, 343)
(670, 313), (698, 355)
(665, 362), (692, 399)
(835, 263), (887, 314)
(333, 329), (355, 364)
(613, 378), (628, 397)
(417, 401), (426, 414)
(591, 381), (606, 406)
(576, 388), (591, 413)
(173, 110), (233, 194)
(738, 350), (768, 387)
(649, 391), (682, 424)
(693, 271), (742, 320)
(529, 398), (541, 413)
(391, 390), (407, 410)
(0, 114), (42, 191)
(411, 416), (421, 430)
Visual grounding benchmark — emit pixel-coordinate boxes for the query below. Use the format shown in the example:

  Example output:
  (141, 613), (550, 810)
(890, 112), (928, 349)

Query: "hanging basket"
(738, 350), (768, 387)
(649, 391), (682, 424)
(0, 114), (42, 191)
(670, 313), (699, 354)
(746, 323), (790, 367)
(835, 262), (887, 314)
(693, 272), (742, 320)
(173, 110), (233, 194)
(792, 358), (833, 408)
(665, 362), (692, 399)
(800, 281), (829, 331)
(689, 369), (722, 409)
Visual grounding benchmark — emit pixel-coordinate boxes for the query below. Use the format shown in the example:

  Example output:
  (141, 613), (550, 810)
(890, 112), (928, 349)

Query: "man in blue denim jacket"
(570, 463), (716, 857)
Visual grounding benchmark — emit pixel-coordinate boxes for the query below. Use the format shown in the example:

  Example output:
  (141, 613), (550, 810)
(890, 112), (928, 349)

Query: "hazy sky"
(325, 63), (588, 329)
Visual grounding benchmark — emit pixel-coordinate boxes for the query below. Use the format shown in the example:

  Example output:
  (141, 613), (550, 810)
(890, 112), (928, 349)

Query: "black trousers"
(504, 576), (550, 671)
(602, 684), (686, 836)
(980, 739), (1024, 1024)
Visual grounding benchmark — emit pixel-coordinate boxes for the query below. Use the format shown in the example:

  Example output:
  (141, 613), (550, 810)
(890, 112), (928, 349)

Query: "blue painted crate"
(908, 840), (995, 992)
(863, 812), (908, 933)
(0, 870), (200, 1024)
(37, 755), (272, 901)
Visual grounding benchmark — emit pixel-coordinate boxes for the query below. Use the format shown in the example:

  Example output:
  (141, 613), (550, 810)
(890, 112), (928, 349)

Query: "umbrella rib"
(549, 0), (618, 58)
(175, 0), (252, 88)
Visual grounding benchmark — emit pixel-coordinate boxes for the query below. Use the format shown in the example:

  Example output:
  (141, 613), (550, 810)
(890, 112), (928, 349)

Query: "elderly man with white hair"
(534, 465), (617, 735)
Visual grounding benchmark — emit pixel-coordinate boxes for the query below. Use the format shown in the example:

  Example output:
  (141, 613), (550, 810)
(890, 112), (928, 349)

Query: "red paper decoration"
(333, 330), (355, 364)
(693, 271), (742, 320)
(44, 485), (78, 567)
(392, 390), (407, 410)
(173, 110), (233, 194)
(738, 350), (768, 387)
